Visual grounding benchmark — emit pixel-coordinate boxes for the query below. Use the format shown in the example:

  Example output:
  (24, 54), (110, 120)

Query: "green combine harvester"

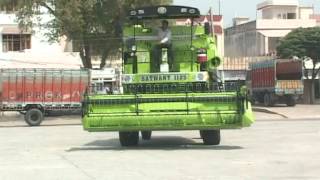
(82, 6), (254, 146)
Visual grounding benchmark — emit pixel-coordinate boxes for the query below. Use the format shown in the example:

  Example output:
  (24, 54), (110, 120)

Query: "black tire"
(119, 131), (139, 146)
(24, 108), (44, 126)
(263, 93), (272, 107)
(256, 94), (264, 104)
(200, 130), (221, 145)
(286, 96), (296, 107)
(269, 94), (275, 107)
(141, 131), (152, 140)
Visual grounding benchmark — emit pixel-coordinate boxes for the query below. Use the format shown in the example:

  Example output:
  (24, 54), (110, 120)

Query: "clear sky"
(174, 0), (320, 27)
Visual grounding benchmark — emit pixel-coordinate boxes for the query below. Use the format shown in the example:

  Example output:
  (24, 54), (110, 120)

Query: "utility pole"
(219, 0), (221, 15)
(209, 7), (213, 36)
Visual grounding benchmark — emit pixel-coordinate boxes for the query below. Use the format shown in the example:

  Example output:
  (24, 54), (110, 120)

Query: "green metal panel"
(82, 91), (255, 132)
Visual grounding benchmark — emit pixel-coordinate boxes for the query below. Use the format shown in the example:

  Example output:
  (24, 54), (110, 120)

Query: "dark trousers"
(152, 43), (173, 72)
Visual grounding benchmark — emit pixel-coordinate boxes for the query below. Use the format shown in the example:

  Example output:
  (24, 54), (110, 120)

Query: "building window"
(282, 13), (287, 19)
(2, 34), (31, 52)
(0, 0), (18, 13)
(287, 13), (296, 19)
(277, 14), (282, 19)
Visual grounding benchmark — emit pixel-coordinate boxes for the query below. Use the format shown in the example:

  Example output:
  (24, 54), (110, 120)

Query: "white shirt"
(158, 28), (172, 44)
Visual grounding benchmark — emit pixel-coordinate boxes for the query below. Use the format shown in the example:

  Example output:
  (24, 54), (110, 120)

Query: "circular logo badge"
(189, 9), (196, 14)
(197, 73), (204, 81)
(158, 7), (167, 14)
(130, 11), (137, 16)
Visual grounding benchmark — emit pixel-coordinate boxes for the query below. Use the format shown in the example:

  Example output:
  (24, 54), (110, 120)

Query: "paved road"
(0, 117), (319, 180)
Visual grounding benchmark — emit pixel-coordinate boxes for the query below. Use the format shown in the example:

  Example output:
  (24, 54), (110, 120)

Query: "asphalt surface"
(0, 115), (319, 180)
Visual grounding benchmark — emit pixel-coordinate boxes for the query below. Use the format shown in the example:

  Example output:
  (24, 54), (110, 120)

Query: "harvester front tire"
(200, 130), (220, 145)
(24, 109), (44, 126)
(141, 131), (152, 140)
(119, 131), (139, 146)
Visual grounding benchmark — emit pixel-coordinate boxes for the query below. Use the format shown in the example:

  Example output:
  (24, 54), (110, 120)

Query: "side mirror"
(211, 56), (221, 67)
(123, 52), (130, 64)
(204, 22), (211, 35)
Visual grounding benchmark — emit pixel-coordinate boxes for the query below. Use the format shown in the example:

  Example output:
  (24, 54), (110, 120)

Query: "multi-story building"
(225, 0), (317, 57)
(0, 2), (81, 69)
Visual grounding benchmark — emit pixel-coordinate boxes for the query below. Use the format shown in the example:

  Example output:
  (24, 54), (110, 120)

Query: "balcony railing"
(256, 19), (317, 29)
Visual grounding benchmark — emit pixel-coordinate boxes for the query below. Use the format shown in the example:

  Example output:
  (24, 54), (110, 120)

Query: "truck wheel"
(263, 94), (274, 107)
(286, 96), (296, 107)
(200, 130), (220, 145)
(141, 131), (152, 140)
(119, 131), (139, 146)
(24, 109), (44, 126)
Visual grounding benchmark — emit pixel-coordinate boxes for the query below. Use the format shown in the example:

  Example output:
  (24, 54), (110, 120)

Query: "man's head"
(161, 20), (169, 30)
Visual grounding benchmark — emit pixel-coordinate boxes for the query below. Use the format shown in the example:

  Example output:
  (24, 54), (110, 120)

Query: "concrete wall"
(257, 0), (299, 10)
(299, 7), (314, 19)
(216, 34), (224, 57)
(0, 13), (16, 25)
(0, 31), (2, 53)
(256, 19), (317, 29)
(224, 21), (268, 57)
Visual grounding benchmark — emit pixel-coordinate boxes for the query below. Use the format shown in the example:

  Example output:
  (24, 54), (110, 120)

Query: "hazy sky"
(174, 0), (320, 27)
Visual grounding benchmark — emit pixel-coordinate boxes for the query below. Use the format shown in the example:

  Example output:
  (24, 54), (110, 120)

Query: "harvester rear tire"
(24, 108), (44, 126)
(141, 131), (152, 140)
(119, 131), (139, 146)
(200, 130), (220, 145)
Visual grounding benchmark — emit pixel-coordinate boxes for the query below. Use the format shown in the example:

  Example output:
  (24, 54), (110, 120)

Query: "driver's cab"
(123, 6), (221, 75)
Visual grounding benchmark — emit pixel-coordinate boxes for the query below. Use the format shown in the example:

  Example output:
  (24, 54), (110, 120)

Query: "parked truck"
(0, 68), (89, 126)
(247, 59), (304, 107)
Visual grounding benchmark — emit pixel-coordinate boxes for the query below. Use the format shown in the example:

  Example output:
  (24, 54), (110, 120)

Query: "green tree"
(0, 0), (172, 69)
(277, 27), (320, 104)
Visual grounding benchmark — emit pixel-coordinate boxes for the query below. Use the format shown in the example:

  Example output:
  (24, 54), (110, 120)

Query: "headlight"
(131, 45), (137, 51)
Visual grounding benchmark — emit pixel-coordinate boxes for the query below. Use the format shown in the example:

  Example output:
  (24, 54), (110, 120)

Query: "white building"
(90, 68), (121, 94)
(0, 3), (82, 69)
(225, 0), (318, 57)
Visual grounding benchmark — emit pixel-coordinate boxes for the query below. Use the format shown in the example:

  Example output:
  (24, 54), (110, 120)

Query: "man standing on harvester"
(153, 20), (173, 72)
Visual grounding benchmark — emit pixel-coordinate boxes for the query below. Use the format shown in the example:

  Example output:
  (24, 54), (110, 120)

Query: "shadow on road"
(0, 123), (81, 128)
(253, 107), (288, 118)
(254, 104), (288, 108)
(66, 136), (243, 151)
